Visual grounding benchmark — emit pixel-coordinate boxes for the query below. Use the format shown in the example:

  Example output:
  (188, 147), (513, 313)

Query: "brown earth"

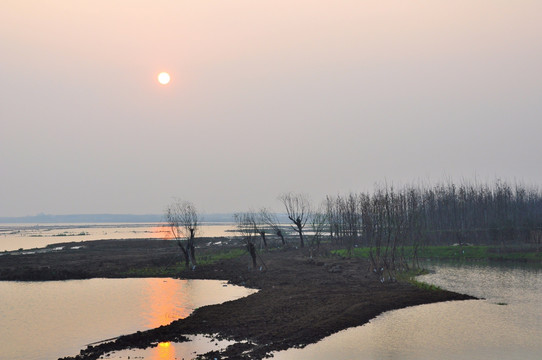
(0, 239), (476, 359)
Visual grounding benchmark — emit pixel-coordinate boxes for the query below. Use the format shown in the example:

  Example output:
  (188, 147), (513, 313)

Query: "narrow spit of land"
(0, 239), (475, 359)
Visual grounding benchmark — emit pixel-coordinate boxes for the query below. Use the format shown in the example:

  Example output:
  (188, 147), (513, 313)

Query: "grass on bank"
(394, 269), (444, 291)
(196, 248), (245, 266)
(333, 245), (542, 262)
(123, 248), (246, 277)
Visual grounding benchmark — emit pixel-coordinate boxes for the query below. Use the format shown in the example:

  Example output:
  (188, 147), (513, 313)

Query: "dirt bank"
(0, 239), (475, 359)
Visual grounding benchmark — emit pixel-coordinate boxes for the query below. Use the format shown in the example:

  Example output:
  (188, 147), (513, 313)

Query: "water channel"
(273, 261), (542, 360)
(101, 261), (542, 360)
(1, 261), (540, 359)
(0, 279), (256, 360)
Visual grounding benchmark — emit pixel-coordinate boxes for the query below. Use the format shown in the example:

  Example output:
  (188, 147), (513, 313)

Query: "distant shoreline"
(0, 213), (240, 224)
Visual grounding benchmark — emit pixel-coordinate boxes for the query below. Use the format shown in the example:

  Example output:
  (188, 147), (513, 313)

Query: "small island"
(0, 238), (475, 360)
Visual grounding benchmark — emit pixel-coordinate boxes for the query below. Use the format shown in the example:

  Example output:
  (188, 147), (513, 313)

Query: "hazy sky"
(2, 1), (542, 217)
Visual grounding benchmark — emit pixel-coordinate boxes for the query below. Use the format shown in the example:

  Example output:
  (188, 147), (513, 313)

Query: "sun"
(158, 72), (170, 85)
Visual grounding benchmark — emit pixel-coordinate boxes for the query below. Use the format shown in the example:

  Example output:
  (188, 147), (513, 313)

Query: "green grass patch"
(196, 248), (245, 266)
(487, 249), (542, 261)
(420, 245), (488, 259)
(122, 249), (245, 277)
(333, 245), (541, 262)
(395, 269), (443, 291)
(409, 278), (443, 291)
(333, 248), (371, 258)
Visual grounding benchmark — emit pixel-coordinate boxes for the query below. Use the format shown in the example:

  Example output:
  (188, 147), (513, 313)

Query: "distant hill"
(0, 213), (237, 224)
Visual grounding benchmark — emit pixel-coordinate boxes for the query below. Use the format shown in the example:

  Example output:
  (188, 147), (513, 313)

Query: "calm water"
(100, 262), (542, 360)
(0, 223), (235, 251)
(272, 262), (542, 360)
(0, 279), (256, 360)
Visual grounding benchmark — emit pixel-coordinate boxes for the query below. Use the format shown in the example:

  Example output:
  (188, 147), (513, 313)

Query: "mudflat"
(0, 239), (474, 359)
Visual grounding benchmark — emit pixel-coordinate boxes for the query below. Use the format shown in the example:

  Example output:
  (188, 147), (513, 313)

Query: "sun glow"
(158, 72), (170, 85)
(144, 279), (190, 329)
(152, 225), (174, 240)
(153, 341), (175, 360)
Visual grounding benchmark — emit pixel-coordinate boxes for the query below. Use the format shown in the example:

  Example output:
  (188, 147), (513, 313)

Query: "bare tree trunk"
(188, 229), (196, 267)
(259, 231), (268, 250)
(177, 240), (190, 269)
(189, 239), (196, 267)
(247, 242), (257, 269)
(277, 230), (286, 245)
(296, 222), (305, 248)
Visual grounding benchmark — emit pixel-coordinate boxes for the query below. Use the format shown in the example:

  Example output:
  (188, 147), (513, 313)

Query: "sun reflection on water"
(151, 341), (175, 360)
(144, 279), (192, 328)
(151, 224), (174, 239)
(97, 280), (256, 360)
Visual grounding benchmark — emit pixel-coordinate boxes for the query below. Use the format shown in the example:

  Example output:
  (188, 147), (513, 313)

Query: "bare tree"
(279, 192), (311, 248)
(259, 208), (286, 246)
(252, 211), (269, 250)
(164, 199), (199, 269)
(308, 208), (327, 257)
(325, 195), (341, 243)
(234, 212), (259, 269)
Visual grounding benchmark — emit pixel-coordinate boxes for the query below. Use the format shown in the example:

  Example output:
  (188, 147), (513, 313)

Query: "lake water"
(101, 261), (542, 360)
(1, 253), (540, 360)
(272, 261), (542, 360)
(0, 279), (256, 360)
(0, 223), (236, 252)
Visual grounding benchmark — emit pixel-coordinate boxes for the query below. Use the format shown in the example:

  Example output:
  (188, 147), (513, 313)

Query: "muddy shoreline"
(0, 239), (475, 359)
